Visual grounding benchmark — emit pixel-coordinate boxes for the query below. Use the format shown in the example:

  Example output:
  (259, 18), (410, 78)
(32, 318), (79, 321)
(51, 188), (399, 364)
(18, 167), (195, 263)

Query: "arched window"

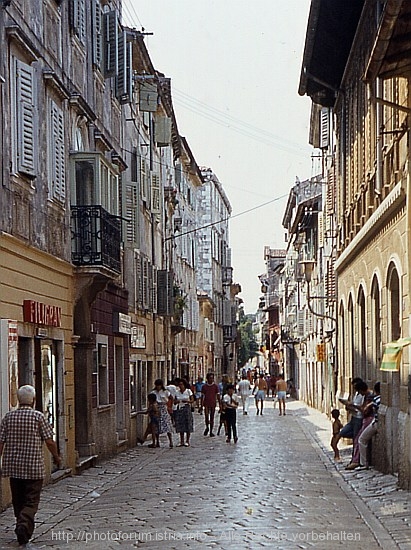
(357, 286), (366, 379)
(371, 276), (382, 375)
(338, 301), (345, 387)
(387, 263), (401, 341)
(348, 295), (354, 374)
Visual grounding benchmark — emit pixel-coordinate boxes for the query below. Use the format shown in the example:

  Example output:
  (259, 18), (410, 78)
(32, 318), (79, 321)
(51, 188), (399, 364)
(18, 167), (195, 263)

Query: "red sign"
(23, 300), (62, 327)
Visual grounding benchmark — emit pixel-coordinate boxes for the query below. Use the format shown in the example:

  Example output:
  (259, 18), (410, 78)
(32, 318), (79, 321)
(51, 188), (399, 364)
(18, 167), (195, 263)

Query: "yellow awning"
(380, 337), (411, 371)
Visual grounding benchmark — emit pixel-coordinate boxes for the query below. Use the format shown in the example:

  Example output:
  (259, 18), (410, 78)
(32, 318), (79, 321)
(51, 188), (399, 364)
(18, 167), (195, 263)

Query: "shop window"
(371, 276), (382, 374)
(357, 286), (366, 379)
(130, 361), (137, 413)
(95, 341), (108, 406)
(388, 263), (401, 341)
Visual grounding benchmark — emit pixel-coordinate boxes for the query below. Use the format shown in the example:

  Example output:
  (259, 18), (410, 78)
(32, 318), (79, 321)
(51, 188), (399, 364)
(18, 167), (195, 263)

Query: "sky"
(123, 0), (314, 313)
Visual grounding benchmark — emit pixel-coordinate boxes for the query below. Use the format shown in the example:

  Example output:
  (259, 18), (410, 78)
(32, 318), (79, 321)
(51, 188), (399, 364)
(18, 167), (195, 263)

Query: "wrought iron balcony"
(71, 205), (121, 273)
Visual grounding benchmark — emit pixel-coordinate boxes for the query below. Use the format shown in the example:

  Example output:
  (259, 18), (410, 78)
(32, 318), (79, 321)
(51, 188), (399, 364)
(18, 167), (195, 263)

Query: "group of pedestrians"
(330, 377), (381, 470)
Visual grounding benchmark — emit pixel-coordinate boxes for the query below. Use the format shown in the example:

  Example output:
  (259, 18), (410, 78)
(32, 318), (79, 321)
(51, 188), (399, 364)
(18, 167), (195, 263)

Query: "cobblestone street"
(1, 399), (410, 549)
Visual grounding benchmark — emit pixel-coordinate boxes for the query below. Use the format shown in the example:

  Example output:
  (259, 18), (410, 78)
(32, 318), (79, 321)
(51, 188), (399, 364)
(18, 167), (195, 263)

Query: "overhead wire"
(165, 193), (288, 241)
(173, 88), (308, 153)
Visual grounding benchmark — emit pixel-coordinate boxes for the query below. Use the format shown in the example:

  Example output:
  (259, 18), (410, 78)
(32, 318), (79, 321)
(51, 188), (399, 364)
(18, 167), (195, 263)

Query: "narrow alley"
(0, 399), (409, 549)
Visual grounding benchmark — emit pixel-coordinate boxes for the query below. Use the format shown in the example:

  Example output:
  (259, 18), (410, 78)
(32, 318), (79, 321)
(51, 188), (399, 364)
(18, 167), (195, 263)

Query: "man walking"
(0, 385), (61, 546)
(275, 374), (288, 416)
(237, 375), (251, 414)
(201, 373), (221, 437)
(253, 373), (268, 415)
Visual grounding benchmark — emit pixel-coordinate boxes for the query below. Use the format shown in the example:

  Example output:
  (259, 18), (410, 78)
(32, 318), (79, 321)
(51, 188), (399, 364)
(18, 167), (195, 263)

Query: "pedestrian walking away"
(275, 374), (288, 416)
(222, 384), (239, 443)
(194, 376), (204, 413)
(253, 373), (268, 415)
(201, 373), (221, 437)
(237, 375), (251, 415)
(0, 385), (62, 546)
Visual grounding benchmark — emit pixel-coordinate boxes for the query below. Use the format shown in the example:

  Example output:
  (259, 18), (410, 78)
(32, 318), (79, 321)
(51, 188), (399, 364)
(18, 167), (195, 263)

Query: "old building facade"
(299, 0), (411, 489)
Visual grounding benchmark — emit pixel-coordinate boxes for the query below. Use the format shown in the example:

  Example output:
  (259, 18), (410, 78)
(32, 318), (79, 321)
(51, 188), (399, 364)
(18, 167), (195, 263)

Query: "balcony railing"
(71, 205), (121, 273)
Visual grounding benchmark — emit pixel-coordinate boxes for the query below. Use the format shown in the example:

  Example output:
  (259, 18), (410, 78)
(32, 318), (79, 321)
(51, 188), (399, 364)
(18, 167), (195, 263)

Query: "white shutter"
(142, 257), (149, 309)
(125, 184), (138, 242)
(140, 158), (148, 202)
(318, 211), (324, 248)
(72, 0), (86, 42)
(49, 101), (66, 202)
(152, 265), (157, 314)
(16, 60), (36, 176)
(151, 173), (161, 214)
(320, 107), (329, 149)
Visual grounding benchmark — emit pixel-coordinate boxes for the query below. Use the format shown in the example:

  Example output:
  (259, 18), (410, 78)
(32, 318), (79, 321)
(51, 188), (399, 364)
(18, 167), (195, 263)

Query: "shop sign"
(113, 312), (131, 334)
(23, 300), (62, 327)
(131, 325), (145, 349)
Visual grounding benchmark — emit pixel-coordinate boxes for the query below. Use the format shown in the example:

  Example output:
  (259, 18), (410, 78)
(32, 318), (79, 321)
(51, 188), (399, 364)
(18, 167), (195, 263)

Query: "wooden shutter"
(71, 0), (86, 42)
(151, 173), (161, 214)
(116, 32), (133, 103)
(320, 107), (329, 149)
(140, 158), (148, 202)
(125, 183), (138, 242)
(157, 270), (173, 316)
(142, 257), (149, 309)
(16, 60), (35, 176)
(318, 211), (324, 248)
(135, 251), (143, 310)
(103, 10), (118, 78)
(92, 0), (102, 68)
(50, 101), (66, 201)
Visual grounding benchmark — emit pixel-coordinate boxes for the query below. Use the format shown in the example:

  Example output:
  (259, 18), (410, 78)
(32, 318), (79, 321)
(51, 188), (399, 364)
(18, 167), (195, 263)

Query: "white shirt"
(150, 389), (170, 404)
(175, 388), (193, 408)
(352, 392), (364, 419)
(223, 393), (240, 408)
(238, 380), (251, 396)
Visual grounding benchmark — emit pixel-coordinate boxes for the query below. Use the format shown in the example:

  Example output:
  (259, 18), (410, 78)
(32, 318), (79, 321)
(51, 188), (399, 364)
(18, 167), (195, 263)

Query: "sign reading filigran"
(23, 300), (62, 327)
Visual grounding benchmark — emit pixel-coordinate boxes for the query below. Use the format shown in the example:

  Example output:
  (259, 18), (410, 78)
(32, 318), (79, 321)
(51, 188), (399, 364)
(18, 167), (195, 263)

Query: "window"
(388, 263), (401, 341)
(71, 0), (86, 43)
(92, 0), (103, 68)
(95, 340), (109, 406)
(13, 59), (37, 177)
(48, 100), (66, 202)
(357, 286), (366, 379)
(371, 276), (382, 374)
(70, 152), (119, 215)
(130, 361), (137, 413)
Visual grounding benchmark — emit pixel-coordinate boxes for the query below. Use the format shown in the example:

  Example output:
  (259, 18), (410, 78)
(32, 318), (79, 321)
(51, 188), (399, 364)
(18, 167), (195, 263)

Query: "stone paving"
(0, 399), (410, 549)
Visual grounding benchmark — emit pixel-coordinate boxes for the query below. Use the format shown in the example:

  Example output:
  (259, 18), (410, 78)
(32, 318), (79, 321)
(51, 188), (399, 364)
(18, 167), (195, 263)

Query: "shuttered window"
(151, 173), (161, 214)
(16, 60), (36, 176)
(71, 0), (86, 43)
(116, 31), (133, 103)
(49, 100), (66, 202)
(102, 10), (118, 78)
(92, 0), (103, 68)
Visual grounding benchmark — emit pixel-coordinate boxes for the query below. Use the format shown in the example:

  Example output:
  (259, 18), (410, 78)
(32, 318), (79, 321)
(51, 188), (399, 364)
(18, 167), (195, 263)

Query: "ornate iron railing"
(71, 205), (121, 273)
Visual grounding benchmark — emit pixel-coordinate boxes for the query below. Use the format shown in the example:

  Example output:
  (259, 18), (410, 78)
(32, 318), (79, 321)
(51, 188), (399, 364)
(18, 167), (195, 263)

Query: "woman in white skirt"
(150, 379), (174, 448)
(174, 379), (194, 446)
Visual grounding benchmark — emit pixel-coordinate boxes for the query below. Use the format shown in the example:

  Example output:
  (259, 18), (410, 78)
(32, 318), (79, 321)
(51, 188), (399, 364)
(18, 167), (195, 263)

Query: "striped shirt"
(0, 406), (54, 479)
(373, 394), (381, 422)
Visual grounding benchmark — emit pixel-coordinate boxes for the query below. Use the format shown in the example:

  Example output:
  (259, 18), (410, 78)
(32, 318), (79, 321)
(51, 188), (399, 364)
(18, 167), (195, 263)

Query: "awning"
(380, 337), (411, 371)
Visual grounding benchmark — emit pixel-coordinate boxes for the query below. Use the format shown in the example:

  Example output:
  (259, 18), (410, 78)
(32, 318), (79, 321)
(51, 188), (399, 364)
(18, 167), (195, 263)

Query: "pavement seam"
(296, 412), (401, 550)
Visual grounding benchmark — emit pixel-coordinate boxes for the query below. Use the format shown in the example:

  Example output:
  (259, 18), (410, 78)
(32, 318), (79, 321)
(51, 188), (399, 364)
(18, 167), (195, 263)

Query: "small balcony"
(71, 205), (121, 274)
